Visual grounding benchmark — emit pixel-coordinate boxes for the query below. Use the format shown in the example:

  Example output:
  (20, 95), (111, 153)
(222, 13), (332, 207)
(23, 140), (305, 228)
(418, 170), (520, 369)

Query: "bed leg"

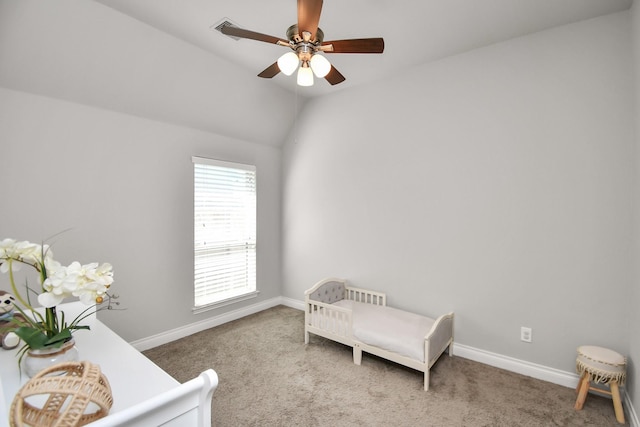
(353, 345), (362, 365)
(424, 370), (430, 391)
(304, 330), (309, 344)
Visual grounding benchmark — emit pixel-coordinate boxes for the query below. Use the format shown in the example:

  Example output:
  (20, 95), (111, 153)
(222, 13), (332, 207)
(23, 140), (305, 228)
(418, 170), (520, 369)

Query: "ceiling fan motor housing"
(283, 25), (325, 64)
(286, 24), (324, 44)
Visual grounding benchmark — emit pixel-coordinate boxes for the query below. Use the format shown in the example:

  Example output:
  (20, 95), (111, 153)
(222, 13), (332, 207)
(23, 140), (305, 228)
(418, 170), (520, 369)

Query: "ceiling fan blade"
(258, 62), (281, 78)
(221, 25), (287, 45)
(323, 38), (385, 54)
(298, 0), (323, 41)
(324, 66), (345, 85)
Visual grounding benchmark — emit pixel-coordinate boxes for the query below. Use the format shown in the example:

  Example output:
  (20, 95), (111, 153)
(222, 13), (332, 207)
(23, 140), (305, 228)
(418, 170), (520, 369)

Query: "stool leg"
(610, 381), (625, 424)
(576, 372), (586, 394)
(575, 374), (590, 410)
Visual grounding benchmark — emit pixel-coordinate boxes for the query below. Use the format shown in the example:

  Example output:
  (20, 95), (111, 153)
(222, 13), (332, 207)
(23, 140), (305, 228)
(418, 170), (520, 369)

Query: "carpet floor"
(143, 305), (627, 426)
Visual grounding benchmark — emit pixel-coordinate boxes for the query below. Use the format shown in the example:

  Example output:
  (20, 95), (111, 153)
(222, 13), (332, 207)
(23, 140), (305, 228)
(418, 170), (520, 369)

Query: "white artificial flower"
(44, 257), (62, 277)
(0, 239), (46, 273)
(88, 263), (114, 287)
(76, 282), (106, 305)
(15, 240), (43, 266)
(1, 235), (117, 348)
(0, 238), (16, 259)
(73, 262), (114, 304)
(37, 290), (64, 308)
(40, 261), (82, 307)
(0, 239), (20, 273)
(39, 261), (114, 307)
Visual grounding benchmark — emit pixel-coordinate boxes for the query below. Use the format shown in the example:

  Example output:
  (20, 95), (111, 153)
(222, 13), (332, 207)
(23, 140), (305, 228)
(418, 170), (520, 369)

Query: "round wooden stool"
(574, 345), (626, 424)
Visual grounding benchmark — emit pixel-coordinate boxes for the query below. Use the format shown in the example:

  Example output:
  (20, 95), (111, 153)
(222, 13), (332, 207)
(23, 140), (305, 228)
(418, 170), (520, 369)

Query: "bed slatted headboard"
(308, 280), (345, 304)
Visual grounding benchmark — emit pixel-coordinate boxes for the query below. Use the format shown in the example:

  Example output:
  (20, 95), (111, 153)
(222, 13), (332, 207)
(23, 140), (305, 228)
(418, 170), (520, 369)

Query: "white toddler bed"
(304, 278), (454, 390)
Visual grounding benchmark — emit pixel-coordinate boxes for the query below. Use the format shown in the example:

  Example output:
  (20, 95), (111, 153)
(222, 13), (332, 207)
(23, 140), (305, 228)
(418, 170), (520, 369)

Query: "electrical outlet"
(521, 327), (532, 343)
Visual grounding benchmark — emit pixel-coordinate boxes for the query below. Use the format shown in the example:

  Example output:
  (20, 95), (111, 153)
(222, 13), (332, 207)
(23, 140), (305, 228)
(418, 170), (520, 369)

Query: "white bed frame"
(304, 278), (454, 391)
(87, 369), (218, 426)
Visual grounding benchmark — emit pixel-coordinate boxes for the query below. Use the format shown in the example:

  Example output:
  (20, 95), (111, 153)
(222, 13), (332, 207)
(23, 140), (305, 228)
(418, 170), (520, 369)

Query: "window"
(192, 157), (257, 310)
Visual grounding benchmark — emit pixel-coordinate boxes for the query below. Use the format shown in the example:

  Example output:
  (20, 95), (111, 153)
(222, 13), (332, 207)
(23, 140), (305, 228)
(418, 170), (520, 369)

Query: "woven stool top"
(577, 346), (625, 366)
(576, 345), (626, 385)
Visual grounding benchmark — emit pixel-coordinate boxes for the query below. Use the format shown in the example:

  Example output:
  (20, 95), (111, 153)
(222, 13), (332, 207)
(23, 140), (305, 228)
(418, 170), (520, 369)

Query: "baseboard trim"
(131, 297), (638, 426)
(454, 343), (638, 426)
(130, 296), (285, 352)
(626, 392), (640, 427)
(280, 296), (305, 311)
(453, 343), (579, 388)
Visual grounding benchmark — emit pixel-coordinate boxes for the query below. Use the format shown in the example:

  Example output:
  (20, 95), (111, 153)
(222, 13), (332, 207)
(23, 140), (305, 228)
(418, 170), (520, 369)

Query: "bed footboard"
(424, 312), (454, 391)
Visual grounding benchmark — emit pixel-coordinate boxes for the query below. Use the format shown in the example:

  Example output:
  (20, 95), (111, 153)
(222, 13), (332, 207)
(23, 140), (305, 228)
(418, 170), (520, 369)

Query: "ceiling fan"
(220, 0), (384, 87)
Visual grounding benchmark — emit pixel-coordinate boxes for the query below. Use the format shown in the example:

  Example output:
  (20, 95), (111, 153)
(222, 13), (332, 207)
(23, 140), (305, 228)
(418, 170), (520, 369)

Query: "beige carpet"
(143, 305), (627, 426)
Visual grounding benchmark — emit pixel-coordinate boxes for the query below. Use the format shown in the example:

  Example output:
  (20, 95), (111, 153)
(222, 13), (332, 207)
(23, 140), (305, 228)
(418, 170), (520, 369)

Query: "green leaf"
(44, 329), (72, 347)
(13, 327), (75, 350)
(13, 327), (49, 349)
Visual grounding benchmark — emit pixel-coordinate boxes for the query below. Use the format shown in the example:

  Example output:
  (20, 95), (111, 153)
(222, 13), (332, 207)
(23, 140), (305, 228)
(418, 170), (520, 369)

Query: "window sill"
(192, 290), (260, 315)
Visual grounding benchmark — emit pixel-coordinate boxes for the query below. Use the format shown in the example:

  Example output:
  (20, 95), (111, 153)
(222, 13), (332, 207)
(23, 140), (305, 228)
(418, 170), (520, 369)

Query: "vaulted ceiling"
(95, 0), (632, 97)
(0, 0), (633, 147)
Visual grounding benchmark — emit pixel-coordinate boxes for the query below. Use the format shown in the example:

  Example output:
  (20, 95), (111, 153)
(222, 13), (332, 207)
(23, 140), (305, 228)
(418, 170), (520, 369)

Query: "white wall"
(0, 87), (282, 341)
(0, 0), (287, 342)
(283, 11), (634, 374)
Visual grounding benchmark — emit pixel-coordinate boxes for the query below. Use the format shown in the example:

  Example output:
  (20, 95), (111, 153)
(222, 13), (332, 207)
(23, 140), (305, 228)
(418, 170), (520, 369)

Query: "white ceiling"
(95, 0), (632, 98)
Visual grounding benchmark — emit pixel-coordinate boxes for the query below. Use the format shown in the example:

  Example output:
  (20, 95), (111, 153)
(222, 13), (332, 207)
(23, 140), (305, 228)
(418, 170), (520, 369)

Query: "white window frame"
(192, 156), (257, 313)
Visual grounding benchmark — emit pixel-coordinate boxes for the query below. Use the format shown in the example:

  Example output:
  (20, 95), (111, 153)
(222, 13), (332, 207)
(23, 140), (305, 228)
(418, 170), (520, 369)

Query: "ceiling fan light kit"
(309, 54), (331, 78)
(219, 0), (384, 87)
(297, 64), (314, 86)
(277, 52), (299, 76)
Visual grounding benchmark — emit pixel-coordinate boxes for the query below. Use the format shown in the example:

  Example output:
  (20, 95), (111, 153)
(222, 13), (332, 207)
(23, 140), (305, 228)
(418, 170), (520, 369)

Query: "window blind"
(193, 157), (256, 308)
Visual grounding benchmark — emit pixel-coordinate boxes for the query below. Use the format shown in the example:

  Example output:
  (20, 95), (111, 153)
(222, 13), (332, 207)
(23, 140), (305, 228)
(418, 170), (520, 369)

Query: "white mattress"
(333, 300), (435, 362)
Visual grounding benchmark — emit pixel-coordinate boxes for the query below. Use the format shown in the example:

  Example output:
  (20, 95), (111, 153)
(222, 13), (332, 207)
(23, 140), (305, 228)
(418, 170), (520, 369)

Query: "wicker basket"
(10, 361), (113, 427)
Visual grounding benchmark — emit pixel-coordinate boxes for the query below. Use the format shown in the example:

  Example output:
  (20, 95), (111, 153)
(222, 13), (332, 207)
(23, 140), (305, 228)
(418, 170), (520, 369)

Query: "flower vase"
(22, 339), (79, 377)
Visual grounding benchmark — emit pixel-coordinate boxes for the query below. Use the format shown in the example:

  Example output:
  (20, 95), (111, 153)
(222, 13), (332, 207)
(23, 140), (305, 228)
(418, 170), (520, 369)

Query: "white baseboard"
(627, 393), (640, 427)
(130, 296), (285, 352)
(279, 296), (305, 311)
(455, 343), (638, 426)
(452, 343), (580, 388)
(131, 297), (638, 426)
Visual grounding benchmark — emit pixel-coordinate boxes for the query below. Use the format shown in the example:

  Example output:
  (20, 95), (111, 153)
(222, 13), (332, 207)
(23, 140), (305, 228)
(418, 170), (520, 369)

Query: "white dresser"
(0, 303), (199, 426)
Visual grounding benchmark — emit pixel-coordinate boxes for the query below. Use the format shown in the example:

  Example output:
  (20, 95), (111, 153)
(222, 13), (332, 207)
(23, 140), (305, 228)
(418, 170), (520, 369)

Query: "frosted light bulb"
(297, 65), (314, 86)
(310, 54), (331, 78)
(277, 52), (299, 76)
